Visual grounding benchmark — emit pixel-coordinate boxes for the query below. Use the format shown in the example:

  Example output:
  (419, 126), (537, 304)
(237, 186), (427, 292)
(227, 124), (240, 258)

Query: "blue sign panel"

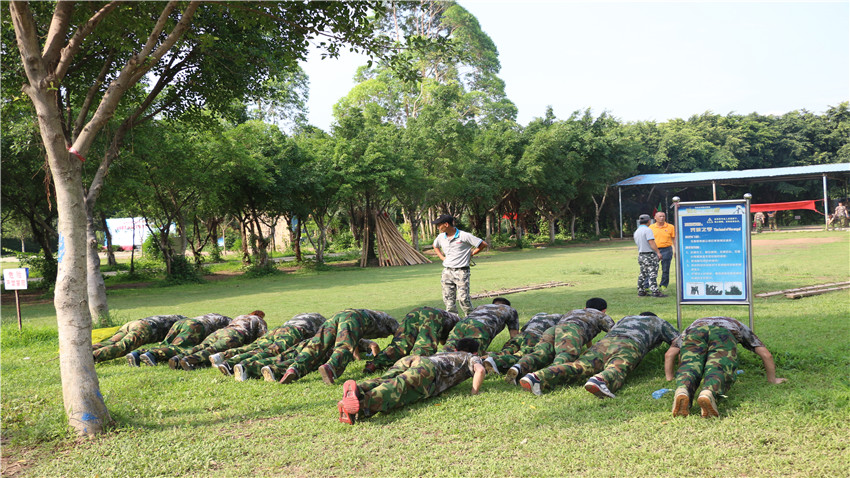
(677, 201), (749, 303)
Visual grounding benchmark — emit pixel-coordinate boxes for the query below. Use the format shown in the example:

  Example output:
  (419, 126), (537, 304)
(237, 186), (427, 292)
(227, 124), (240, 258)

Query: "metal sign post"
(674, 194), (755, 331)
(3, 268), (30, 330)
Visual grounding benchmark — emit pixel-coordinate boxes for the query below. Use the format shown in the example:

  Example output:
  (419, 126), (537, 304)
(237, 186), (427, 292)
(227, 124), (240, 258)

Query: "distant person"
(131, 313), (232, 366)
(93, 314), (184, 363)
(519, 312), (679, 398)
(363, 306), (461, 374)
(649, 211), (676, 291)
(431, 214), (488, 316)
(634, 214), (665, 297)
(767, 211), (778, 231)
(834, 201), (848, 228)
(753, 211), (765, 233)
(666, 316), (787, 418)
(337, 338), (485, 424)
(442, 298), (519, 353)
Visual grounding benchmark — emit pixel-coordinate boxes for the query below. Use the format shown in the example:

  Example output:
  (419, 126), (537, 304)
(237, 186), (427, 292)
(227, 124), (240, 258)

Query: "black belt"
(445, 266), (470, 270)
(639, 252), (655, 255)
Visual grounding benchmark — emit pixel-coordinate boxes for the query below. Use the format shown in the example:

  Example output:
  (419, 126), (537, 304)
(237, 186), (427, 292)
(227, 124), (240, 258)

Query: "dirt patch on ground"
(0, 440), (36, 478)
(751, 236), (842, 246)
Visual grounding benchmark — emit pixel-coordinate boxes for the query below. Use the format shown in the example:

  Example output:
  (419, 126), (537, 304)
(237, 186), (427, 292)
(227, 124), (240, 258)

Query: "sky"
(298, 1), (849, 132)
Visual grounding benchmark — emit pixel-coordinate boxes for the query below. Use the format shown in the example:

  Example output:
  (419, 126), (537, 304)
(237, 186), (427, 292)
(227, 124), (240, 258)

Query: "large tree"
(7, 0), (385, 436)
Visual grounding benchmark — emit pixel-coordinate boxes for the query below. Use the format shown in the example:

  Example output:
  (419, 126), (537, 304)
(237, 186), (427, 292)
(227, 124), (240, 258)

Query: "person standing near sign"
(767, 211), (778, 231)
(649, 212), (676, 291)
(431, 214), (488, 316)
(634, 214), (665, 297)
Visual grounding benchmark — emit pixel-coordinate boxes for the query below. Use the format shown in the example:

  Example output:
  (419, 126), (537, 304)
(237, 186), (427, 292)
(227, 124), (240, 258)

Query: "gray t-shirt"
(634, 225), (656, 253)
(433, 229), (483, 268)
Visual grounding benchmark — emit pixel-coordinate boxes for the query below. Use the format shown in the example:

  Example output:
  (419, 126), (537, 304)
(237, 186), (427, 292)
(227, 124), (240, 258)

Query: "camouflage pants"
(238, 340), (308, 378)
(637, 253), (659, 293)
(372, 307), (444, 370)
(443, 319), (493, 353)
(138, 319), (209, 362)
(358, 355), (438, 415)
(288, 310), (367, 379)
(222, 326), (307, 363)
(755, 219), (764, 233)
(441, 267), (472, 316)
(92, 322), (155, 362)
(536, 336), (643, 393)
(675, 325), (738, 400)
(486, 332), (539, 371)
(180, 328), (253, 367)
(511, 323), (584, 376)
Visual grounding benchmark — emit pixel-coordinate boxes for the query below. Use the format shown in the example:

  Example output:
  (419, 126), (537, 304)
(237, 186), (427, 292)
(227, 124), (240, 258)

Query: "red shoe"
(279, 368), (298, 384)
(341, 380), (360, 414)
(318, 364), (336, 385)
(338, 400), (355, 425)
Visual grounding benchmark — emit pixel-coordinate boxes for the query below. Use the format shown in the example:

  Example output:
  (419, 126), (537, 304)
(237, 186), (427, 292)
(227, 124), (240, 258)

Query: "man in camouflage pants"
(520, 312), (679, 398)
(363, 306), (461, 374)
(172, 311), (268, 370)
(634, 213), (665, 297)
(132, 313), (232, 366)
(337, 338), (485, 424)
(211, 313), (326, 377)
(665, 316), (787, 418)
(276, 309), (399, 385)
(255, 338), (378, 382)
(482, 311), (565, 374)
(442, 298), (519, 353)
(498, 298), (612, 384)
(431, 214), (488, 316)
(93, 314), (185, 363)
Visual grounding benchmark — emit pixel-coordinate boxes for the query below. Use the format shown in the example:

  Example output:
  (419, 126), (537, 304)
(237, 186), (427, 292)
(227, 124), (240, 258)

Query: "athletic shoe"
(697, 390), (719, 418)
(209, 353), (224, 366)
(318, 364), (336, 385)
(234, 364), (248, 382)
(672, 387), (690, 417)
(168, 356), (182, 370)
(652, 291), (668, 298)
(140, 352), (157, 367)
(338, 379), (361, 425)
(584, 377), (616, 399)
(638, 290), (648, 297)
(217, 363), (233, 377)
(126, 351), (140, 367)
(179, 357), (197, 371)
(363, 362), (378, 374)
(504, 366), (521, 385)
(261, 366), (276, 382)
(519, 373), (543, 396)
(279, 367), (298, 384)
(483, 357), (500, 375)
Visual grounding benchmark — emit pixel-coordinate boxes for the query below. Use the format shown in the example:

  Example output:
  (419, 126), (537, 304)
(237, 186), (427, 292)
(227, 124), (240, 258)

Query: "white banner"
(105, 217), (150, 250)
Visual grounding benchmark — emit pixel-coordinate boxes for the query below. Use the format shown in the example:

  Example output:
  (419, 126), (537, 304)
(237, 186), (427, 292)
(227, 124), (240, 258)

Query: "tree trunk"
(100, 212), (116, 266)
(84, 195), (109, 322)
(548, 213), (557, 244)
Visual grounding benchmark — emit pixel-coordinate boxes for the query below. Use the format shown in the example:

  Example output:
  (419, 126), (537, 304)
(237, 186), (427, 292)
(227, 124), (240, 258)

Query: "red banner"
(750, 200), (822, 213)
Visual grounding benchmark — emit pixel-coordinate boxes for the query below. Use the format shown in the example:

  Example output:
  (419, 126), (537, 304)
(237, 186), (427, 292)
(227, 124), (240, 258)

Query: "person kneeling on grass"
(665, 316), (787, 418)
(337, 338), (485, 424)
(519, 312), (679, 398)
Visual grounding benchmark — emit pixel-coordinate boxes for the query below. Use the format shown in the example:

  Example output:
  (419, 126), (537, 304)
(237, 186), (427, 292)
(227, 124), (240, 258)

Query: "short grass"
(1, 231), (848, 477)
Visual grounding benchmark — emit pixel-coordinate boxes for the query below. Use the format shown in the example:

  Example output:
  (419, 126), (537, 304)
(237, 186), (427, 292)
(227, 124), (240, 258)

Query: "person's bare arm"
(470, 363), (486, 394)
(434, 247), (446, 261)
(508, 329), (519, 339)
(648, 238), (662, 260)
(754, 346), (787, 384)
(664, 346), (680, 381)
(472, 241), (488, 256)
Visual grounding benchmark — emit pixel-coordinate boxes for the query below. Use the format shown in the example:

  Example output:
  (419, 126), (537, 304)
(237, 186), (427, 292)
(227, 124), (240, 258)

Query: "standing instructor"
(432, 214), (488, 316)
(649, 211), (675, 291)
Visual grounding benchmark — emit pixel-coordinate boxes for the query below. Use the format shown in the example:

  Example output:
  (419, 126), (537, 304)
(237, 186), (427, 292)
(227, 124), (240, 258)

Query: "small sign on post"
(3, 268), (29, 330)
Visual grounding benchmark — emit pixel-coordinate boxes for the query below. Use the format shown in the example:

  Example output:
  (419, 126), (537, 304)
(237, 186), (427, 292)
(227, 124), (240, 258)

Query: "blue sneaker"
(140, 352), (157, 367)
(519, 373), (543, 396)
(126, 351), (140, 367)
(584, 377), (616, 399)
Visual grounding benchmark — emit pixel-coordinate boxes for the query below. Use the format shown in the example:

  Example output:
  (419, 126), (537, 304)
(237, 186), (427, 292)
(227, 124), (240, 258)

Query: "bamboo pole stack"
(755, 281), (850, 299)
(374, 213), (431, 267)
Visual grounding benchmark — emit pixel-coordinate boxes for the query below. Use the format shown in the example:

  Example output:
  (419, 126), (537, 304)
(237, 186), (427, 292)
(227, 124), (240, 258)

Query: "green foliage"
(10, 250), (56, 290)
(163, 255), (203, 285)
(241, 259), (281, 278)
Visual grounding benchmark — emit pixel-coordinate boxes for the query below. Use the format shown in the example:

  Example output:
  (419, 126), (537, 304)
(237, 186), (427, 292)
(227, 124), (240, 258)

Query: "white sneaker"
(584, 377), (616, 399)
(697, 389), (719, 418)
(234, 364), (248, 382)
(209, 353), (224, 366)
(261, 366), (276, 382)
(483, 356), (500, 375)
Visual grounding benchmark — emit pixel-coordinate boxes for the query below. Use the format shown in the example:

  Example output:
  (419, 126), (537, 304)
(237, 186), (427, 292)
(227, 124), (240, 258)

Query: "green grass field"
(2, 231), (849, 477)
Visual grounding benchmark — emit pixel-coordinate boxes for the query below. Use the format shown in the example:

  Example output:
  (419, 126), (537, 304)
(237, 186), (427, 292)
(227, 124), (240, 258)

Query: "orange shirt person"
(649, 212), (676, 289)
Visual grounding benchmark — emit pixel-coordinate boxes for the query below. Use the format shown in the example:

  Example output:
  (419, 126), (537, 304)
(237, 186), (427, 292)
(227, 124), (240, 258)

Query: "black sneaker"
(638, 290), (648, 297)
(519, 373), (543, 396)
(126, 351), (140, 367)
(217, 362), (233, 376)
(168, 356), (182, 370)
(584, 377), (616, 399)
(652, 291), (668, 298)
(140, 352), (157, 367)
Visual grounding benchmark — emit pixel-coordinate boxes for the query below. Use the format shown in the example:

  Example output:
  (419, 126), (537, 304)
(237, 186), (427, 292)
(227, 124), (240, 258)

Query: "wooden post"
(15, 290), (22, 331)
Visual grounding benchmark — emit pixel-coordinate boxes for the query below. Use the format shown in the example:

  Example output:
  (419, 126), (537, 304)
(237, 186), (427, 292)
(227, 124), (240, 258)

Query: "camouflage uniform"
(221, 313), (326, 365)
(137, 313), (232, 362)
(355, 352), (484, 416)
(93, 315), (185, 362)
(443, 303), (520, 353)
(754, 212), (765, 233)
(508, 309), (614, 376)
(674, 317), (765, 403)
(534, 315), (679, 393)
(369, 307), (461, 371)
(249, 337), (375, 379)
(441, 267), (472, 316)
(284, 309), (399, 381)
(176, 314), (268, 368)
(433, 228), (484, 316)
(634, 223), (660, 294)
(485, 312), (563, 371)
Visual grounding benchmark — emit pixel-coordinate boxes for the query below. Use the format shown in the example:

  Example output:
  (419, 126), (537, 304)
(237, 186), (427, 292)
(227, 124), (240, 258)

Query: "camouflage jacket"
(464, 304), (520, 338)
(605, 315), (679, 356)
(192, 313), (233, 337)
(225, 314), (268, 341)
(557, 309), (616, 346)
(673, 317), (765, 352)
(426, 351), (484, 396)
(352, 309), (400, 339)
(282, 313), (326, 337)
(138, 315), (186, 338)
(520, 313), (564, 339)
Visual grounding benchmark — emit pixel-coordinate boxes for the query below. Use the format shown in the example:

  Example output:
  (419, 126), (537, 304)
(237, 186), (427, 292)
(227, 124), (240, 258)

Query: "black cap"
(431, 214), (454, 225)
(638, 214), (651, 223)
